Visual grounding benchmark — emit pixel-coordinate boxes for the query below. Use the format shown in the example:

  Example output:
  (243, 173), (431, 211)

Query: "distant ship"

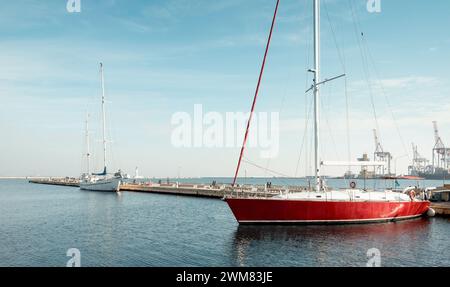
(79, 63), (123, 192)
(382, 175), (424, 181)
(409, 165), (450, 180)
(225, 0), (430, 224)
(417, 171), (450, 180)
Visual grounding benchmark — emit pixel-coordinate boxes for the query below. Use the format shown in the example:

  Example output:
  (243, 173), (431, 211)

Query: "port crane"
(432, 121), (450, 172)
(408, 143), (429, 175)
(373, 129), (392, 176)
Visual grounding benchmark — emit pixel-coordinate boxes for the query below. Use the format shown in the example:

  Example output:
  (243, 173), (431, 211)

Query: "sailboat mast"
(100, 62), (107, 174)
(85, 112), (91, 175)
(313, 0), (321, 192)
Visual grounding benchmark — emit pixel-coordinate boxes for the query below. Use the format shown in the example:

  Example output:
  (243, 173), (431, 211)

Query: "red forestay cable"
(232, 0), (280, 186)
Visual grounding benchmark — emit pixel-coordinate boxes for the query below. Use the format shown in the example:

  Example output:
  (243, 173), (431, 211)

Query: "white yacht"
(79, 63), (123, 192)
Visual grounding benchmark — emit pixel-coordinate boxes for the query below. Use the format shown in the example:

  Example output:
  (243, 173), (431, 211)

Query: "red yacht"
(225, 0), (431, 224)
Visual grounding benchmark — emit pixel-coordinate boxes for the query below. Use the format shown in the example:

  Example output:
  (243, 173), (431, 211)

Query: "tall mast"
(231, 0), (280, 186)
(100, 63), (107, 174)
(313, 0), (321, 192)
(85, 112), (91, 175)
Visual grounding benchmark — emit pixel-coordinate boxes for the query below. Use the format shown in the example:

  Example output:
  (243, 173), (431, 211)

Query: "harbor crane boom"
(373, 129), (392, 176)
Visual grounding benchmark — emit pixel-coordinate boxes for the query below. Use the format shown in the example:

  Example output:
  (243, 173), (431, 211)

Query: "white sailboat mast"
(100, 63), (107, 173)
(313, 0), (321, 192)
(85, 112), (91, 175)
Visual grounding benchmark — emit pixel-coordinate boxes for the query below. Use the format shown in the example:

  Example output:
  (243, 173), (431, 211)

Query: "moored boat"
(225, 0), (430, 224)
(226, 189), (430, 224)
(80, 175), (121, 192)
(79, 63), (123, 192)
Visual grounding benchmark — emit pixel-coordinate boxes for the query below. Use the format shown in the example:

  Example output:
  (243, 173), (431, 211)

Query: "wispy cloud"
(140, 0), (243, 22)
(348, 76), (439, 93)
(377, 76), (438, 89)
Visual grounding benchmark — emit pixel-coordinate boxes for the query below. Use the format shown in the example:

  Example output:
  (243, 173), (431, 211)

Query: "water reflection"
(231, 218), (432, 266)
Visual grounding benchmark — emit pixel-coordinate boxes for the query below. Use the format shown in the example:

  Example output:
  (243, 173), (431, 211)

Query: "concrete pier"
(29, 178), (80, 187)
(120, 182), (279, 199)
(27, 179), (450, 216)
(28, 179), (280, 199)
(121, 182), (226, 198)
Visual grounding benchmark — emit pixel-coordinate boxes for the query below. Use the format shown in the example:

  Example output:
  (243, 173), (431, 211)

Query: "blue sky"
(0, 0), (449, 178)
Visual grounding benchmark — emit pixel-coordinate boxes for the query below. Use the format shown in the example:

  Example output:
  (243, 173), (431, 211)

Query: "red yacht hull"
(225, 198), (430, 224)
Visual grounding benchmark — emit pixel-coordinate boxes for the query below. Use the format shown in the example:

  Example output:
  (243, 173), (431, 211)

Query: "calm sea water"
(0, 179), (449, 267)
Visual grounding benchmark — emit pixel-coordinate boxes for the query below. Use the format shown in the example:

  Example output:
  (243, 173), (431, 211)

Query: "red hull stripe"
(226, 198), (430, 224)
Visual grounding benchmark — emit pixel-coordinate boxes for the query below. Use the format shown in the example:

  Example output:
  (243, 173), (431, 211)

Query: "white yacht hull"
(80, 177), (121, 192)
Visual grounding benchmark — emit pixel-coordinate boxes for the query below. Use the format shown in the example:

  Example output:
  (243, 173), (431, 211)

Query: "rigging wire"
(294, 0), (313, 178)
(347, 0), (381, 188)
(262, 69), (288, 181)
(322, 0), (351, 182)
(80, 68), (100, 175)
(348, 0), (381, 136)
(349, 0), (381, 189)
(294, 94), (313, 177)
(104, 77), (123, 175)
(232, 0), (280, 186)
(262, 10), (299, 180)
(321, 84), (341, 162)
(80, 114), (87, 175)
(262, 0), (312, 181)
(88, 68), (102, 174)
(323, 1), (346, 71)
(344, 76), (351, 181)
(321, 1), (342, 162)
(239, 1), (310, 182)
(361, 35), (410, 160)
(243, 158), (293, 180)
(347, 0), (410, 178)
